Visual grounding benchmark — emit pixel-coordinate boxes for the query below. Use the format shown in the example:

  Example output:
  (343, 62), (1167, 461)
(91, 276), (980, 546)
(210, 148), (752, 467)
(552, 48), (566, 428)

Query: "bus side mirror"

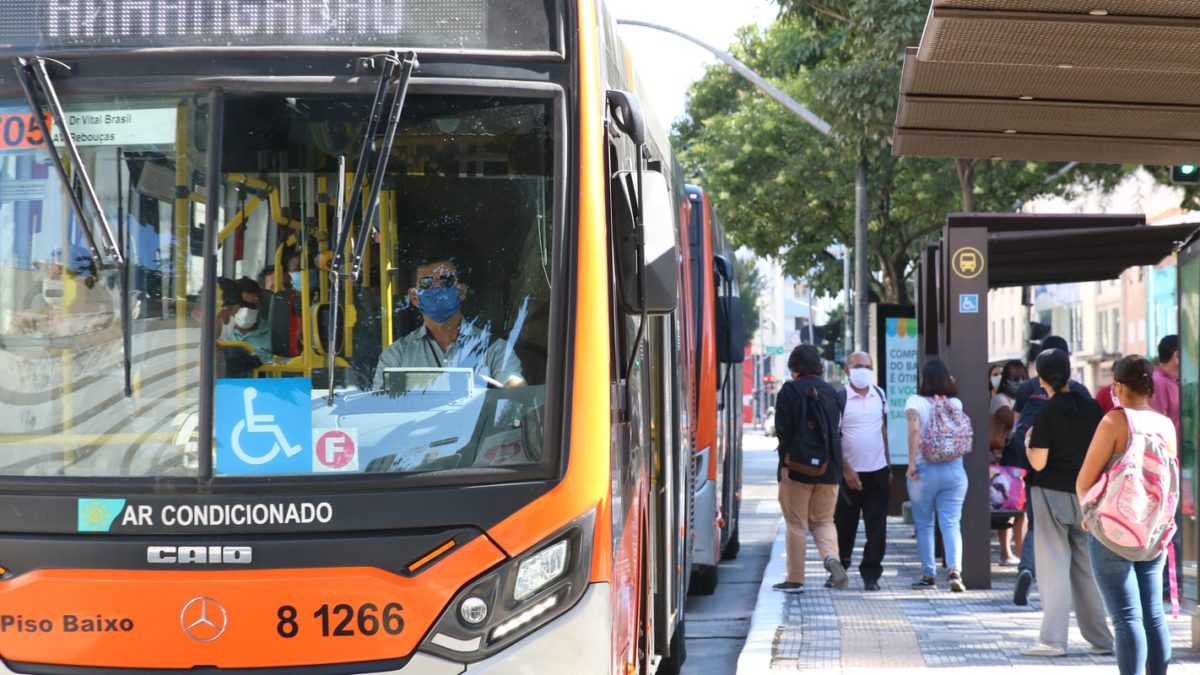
(714, 254), (735, 284)
(613, 169), (678, 316)
(606, 90), (646, 146)
(716, 295), (746, 363)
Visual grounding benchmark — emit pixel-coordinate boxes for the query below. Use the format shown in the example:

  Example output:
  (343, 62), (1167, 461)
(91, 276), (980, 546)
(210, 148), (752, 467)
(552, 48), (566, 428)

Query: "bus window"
(213, 93), (555, 479)
(0, 94), (209, 477)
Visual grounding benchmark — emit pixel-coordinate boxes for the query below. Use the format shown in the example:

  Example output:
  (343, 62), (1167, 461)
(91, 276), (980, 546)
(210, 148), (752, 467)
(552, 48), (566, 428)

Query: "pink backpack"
(918, 396), (973, 463)
(1082, 408), (1179, 560)
(1082, 408), (1180, 612)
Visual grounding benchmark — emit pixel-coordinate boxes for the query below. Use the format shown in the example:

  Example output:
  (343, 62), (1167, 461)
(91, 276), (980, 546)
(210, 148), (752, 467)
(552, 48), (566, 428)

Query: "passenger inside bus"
(217, 277), (272, 376)
(258, 263), (291, 293)
(371, 251), (526, 390)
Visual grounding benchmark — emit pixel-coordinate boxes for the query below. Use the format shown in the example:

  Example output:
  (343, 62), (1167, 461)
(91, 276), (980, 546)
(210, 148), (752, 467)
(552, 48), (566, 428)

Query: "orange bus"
(682, 185), (744, 595)
(0, 1), (697, 672)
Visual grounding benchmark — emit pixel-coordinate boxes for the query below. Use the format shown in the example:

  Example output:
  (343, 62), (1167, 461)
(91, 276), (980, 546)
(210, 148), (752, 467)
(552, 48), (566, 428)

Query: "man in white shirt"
(833, 351), (890, 590)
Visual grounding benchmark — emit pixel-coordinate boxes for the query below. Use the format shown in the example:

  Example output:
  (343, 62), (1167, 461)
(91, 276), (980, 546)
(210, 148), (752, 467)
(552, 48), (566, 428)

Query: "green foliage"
(672, 1), (1134, 305)
(735, 255), (765, 343)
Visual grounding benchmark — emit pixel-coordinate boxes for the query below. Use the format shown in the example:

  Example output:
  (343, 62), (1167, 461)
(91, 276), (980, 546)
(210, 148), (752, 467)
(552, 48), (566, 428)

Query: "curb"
(735, 516), (785, 674)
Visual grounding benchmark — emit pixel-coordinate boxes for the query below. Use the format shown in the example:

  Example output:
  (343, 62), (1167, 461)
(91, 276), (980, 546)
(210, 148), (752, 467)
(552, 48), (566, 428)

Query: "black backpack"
(783, 381), (835, 477)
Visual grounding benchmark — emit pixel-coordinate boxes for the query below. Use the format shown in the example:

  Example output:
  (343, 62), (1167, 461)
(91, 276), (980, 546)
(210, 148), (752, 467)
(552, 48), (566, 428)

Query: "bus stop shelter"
(893, 0), (1200, 597)
(917, 214), (1198, 591)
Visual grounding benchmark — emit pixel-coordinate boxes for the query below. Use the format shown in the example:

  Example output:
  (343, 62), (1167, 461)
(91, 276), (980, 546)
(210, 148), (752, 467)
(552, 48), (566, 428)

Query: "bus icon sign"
(951, 246), (985, 279)
(314, 429), (358, 472)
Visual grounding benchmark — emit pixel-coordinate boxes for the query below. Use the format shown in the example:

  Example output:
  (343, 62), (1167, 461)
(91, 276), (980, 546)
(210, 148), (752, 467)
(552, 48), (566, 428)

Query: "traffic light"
(1026, 321), (1053, 363)
(1172, 165), (1200, 184)
(761, 373), (777, 394)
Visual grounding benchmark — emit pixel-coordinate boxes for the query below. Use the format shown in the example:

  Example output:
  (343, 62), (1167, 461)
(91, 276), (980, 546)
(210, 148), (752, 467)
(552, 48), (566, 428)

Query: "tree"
(673, 3), (1132, 305)
(735, 255), (765, 344)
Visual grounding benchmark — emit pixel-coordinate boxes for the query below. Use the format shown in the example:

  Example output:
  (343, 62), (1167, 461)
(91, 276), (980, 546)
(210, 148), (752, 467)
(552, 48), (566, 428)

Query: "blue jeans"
(1089, 536), (1170, 675)
(908, 460), (967, 577)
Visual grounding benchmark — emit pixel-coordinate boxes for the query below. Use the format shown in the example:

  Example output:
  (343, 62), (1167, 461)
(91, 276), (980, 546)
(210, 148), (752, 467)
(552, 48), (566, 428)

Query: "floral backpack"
(918, 396), (973, 463)
(1082, 407), (1180, 615)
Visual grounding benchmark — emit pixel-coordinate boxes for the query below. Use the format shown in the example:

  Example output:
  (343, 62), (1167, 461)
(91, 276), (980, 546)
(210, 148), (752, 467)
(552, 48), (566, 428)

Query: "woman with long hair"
(988, 363), (1004, 398)
(906, 359), (969, 592)
(1021, 348), (1113, 657)
(1078, 355), (1178, 675)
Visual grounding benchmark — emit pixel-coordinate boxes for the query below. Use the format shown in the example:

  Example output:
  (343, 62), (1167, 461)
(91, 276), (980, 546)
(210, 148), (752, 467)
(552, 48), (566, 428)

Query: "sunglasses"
(416, 273), (458, 291)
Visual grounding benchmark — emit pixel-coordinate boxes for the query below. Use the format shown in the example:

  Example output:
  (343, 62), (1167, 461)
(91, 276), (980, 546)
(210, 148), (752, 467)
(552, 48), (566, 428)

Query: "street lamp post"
(617, 19), (871, 355)
(616, 19), (833, 138)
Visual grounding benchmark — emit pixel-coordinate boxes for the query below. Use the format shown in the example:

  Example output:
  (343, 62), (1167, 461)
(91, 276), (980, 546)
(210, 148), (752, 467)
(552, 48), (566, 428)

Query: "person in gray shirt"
(373, 256), (524, 390)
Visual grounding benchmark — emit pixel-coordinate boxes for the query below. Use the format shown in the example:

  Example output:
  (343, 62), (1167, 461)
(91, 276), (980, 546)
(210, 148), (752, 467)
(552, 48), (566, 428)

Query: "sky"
(607, 0), (778, 126)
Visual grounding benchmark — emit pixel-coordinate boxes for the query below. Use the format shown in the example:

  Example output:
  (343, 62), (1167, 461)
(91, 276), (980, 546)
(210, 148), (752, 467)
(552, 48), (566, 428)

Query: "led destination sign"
(0, 0), (553, 52)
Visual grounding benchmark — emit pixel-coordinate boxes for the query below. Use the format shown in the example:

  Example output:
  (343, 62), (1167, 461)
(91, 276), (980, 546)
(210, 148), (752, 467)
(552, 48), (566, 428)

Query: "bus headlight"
(420, 509), (595, 663)
(459, 597), (489, 625)
(514, 539), (568, 601)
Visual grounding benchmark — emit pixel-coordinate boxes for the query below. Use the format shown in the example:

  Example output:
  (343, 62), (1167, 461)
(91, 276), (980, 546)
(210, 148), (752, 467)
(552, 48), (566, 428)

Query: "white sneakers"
(823, 556), (849, 589)
(1020, 642), (1113, 657)
(1020, 643), (1067, 657)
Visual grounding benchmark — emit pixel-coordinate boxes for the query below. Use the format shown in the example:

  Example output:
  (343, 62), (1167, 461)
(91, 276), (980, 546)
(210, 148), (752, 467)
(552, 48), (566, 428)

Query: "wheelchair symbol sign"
(215, 379), (312, 475)
(959, 293), (980, 314)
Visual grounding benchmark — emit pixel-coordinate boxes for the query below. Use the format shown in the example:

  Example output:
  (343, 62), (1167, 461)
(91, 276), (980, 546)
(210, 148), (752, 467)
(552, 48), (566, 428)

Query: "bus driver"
(372, 255), (525, 390)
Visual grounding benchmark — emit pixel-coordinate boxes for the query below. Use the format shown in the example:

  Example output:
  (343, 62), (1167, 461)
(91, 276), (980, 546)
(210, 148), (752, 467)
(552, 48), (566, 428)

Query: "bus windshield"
(0, 90), (556, 480)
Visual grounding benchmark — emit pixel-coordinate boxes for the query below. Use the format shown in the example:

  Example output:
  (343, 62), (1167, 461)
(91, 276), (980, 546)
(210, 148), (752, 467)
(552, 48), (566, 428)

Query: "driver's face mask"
(42, 279), (64, 308)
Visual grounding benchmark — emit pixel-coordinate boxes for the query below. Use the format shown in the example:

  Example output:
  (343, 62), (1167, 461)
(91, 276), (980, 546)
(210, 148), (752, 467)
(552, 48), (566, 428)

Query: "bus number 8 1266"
(275, 603), (405, 639)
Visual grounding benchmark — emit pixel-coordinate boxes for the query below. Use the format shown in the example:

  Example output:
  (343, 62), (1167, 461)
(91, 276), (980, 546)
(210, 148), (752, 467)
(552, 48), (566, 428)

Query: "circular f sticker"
(313, 429), (359, 472)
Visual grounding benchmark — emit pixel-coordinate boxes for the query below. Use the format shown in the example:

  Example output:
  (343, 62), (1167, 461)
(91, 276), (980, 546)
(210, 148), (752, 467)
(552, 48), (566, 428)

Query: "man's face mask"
(416, 287), (461, 323)
(233, 306), (258, 330)
(290, 271), (303, 291)
(848, 367), (873, 389)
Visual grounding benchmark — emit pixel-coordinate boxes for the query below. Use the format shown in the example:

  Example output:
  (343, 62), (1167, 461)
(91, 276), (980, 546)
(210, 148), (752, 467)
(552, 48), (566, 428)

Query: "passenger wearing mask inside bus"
(373, 256), (525, 390)
(258, 263), (291, 294)
(218, 277), (272, 376)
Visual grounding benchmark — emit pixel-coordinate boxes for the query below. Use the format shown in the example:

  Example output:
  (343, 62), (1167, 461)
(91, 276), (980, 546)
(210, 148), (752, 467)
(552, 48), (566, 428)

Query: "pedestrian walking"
(834, 351), (890, 591)
(1151, 335), (1184, 598)
(906, 359), (972, 593)
(1011, 335), (1093, 605)
(772, 344), (848, 593)
(1020, 347), (1114, 658)
(1079, 354), (1179, 675)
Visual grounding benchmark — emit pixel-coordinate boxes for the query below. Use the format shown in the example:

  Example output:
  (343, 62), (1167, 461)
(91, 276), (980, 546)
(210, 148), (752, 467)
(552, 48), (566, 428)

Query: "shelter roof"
(943, 214), (1199, 287)
(894, 1), (1200, 164)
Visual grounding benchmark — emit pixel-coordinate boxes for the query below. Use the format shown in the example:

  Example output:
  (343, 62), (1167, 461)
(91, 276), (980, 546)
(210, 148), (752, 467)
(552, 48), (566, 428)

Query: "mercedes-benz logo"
(180, 596), (227, 642)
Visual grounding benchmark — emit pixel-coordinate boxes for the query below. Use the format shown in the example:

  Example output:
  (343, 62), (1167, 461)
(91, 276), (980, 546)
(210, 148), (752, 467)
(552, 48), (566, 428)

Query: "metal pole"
(616, 19), (833, 137)
(807, 283), (816, 345)
(842, 244), (852, 352)
(854, 159), (869, 353)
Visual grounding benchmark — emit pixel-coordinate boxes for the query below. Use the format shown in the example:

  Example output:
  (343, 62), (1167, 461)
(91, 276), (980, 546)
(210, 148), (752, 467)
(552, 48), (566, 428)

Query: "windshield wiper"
(326, 155), (347, 406)
(17, 57), (133, 398)
(326, 50), (418, 404)
(350, 51), (417, 281)
(14, 57), (124, 267)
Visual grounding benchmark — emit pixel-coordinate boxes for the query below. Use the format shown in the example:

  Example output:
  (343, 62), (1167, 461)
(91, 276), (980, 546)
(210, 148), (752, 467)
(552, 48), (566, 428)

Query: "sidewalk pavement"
(737, 510), (1200, 673)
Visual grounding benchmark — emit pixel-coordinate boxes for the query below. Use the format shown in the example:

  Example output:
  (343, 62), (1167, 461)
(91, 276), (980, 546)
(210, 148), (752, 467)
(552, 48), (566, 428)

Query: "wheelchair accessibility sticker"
(216, 379), (313, 475)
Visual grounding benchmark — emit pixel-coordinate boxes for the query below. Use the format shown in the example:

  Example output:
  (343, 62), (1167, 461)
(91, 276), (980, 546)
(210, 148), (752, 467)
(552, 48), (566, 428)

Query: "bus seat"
(267, 290), (301, 357)
(312, 301), (345, 357)
(217, 339), (262, 378)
